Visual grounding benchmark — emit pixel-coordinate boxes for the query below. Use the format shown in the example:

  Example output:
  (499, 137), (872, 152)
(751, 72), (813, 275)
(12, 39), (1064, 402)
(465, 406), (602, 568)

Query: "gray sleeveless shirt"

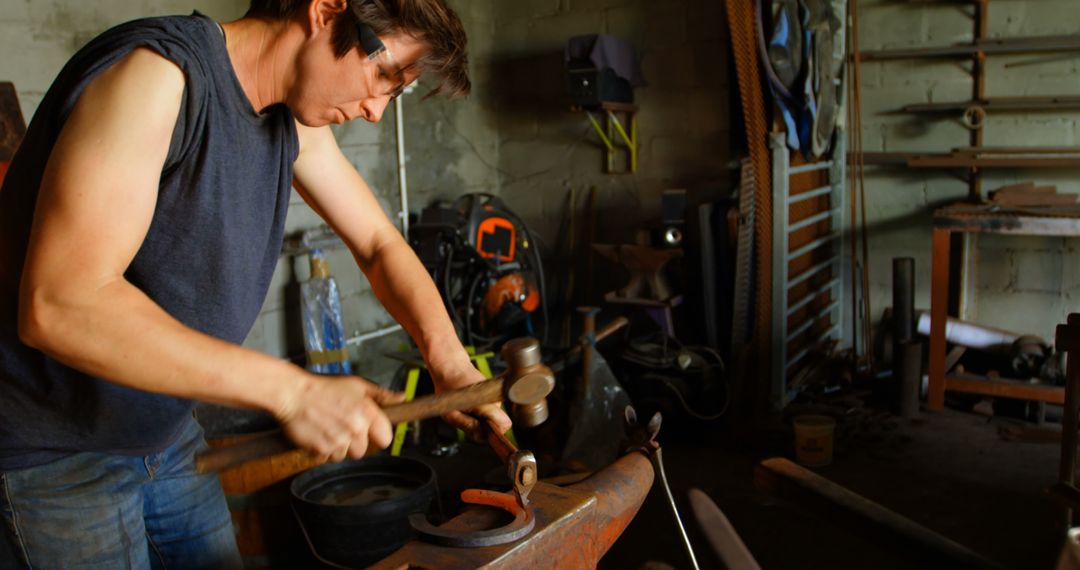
(0, 12), (297, 469)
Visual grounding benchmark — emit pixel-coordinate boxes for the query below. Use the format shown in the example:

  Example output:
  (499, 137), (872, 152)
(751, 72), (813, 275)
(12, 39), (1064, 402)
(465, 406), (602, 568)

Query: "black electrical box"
(566, 64), (634, 108)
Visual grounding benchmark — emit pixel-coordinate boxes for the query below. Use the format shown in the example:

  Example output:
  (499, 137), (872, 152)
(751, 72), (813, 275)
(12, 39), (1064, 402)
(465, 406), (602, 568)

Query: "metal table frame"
(927, 208), (1080, 410)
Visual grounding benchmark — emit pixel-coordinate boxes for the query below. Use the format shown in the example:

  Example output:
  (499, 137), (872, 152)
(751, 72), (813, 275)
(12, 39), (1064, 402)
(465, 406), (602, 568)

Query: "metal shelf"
(901, 95), (1080, 113)
(858, 148), (1080, 169)
(860, 35), (1080, 61)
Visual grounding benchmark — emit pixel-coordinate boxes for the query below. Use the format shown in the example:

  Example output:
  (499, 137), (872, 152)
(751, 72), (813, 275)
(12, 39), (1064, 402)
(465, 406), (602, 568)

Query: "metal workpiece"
(409, 488), (536, 548)
(577, 306), (601, 399)
(410, 415), (541, 548)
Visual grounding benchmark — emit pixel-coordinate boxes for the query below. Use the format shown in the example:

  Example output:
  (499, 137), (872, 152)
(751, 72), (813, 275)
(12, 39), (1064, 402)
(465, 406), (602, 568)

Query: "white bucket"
(793, 415), (836, 467)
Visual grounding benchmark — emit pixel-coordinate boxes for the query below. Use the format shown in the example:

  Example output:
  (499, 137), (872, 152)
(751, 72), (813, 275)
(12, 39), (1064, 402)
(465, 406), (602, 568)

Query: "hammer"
(194, 337), (554, 474)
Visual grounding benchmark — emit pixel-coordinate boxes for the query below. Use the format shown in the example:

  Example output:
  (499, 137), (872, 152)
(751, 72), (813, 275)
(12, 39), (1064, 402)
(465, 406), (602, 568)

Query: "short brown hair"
(247, 0), (470, 98)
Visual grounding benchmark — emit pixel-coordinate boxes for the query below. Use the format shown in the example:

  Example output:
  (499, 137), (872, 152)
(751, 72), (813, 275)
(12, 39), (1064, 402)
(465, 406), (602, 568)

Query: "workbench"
(927, 204), (1080, 411)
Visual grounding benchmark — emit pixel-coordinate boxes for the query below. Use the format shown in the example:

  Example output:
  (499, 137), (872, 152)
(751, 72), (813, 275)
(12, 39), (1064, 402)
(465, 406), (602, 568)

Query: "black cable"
(520, 225), (548, 346)
(464, 268), (485, 346)
(441, 242), (464, 333)
(498, 206), (548, 346)
(643, 373), (730, 421)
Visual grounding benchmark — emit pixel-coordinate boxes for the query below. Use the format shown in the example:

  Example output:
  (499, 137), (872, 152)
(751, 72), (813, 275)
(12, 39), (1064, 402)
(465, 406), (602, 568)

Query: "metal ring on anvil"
(409, 489), (536, 547)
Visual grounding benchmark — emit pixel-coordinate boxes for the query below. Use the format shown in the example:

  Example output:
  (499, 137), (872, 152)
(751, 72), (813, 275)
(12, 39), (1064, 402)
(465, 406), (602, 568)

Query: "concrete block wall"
(1, 0), (501, 385)
(5, 0), (730, 382)
(858, 0), (1080, 342)
(0, 1), (249, 118)
(490, 0), (733, 243)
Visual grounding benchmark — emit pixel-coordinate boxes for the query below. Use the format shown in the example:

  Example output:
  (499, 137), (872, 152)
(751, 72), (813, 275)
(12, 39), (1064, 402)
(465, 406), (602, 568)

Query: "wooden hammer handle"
(195, 377), (505, 474)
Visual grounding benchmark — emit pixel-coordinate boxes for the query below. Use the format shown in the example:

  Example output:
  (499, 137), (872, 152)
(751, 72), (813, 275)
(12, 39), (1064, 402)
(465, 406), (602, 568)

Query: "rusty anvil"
(371, 409), (660, 569)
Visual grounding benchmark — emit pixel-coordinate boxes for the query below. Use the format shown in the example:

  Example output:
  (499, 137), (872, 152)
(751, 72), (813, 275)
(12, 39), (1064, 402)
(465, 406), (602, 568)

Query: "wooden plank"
(992, 193), (1077, 207)
(944, 374), (1065, 404)
(988, 182), (1037, 195)
(754, 458), (1001, 569)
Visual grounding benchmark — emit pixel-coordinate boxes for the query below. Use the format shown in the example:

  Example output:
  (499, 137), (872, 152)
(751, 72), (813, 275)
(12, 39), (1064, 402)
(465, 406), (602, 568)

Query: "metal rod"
(788, 258), (839, 289)
(788, 302), (840, 340)
(394, 96), (410, 237)
(898, 341), (922, 418)
(788, 210), (835, 234)
(902, 95), (1080, 113)
(786, 325), (842, 371)
(586, 111), (614, 151)
(651, 449), (700, 570)
(608, 111), (634, 150)
(893, 258), (915, 344)
(770, 133), (790, 412)
(789, 184), (835, 204)
(787, 278), (841, 317)
(787, 233), (837, 262)
(861, 35), (1080, 61)
(790, 161), (834, 175)
(346, 324), (403, 346)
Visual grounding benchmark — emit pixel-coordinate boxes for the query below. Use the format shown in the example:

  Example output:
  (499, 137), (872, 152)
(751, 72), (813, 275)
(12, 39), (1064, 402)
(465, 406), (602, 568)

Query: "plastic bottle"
(301, 249), (352, 375)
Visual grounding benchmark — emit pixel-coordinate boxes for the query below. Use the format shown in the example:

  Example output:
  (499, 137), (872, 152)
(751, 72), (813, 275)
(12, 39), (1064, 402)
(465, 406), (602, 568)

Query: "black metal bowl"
(291, 455), (437, 568)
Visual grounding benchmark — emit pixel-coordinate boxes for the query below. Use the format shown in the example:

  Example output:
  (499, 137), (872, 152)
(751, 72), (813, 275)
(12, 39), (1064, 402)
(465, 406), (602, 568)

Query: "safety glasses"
(357, 21), (409, 100)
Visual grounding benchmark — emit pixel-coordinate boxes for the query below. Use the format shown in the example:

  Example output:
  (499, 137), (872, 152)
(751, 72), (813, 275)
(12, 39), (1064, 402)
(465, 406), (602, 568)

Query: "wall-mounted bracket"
(577, 101), (638, 174)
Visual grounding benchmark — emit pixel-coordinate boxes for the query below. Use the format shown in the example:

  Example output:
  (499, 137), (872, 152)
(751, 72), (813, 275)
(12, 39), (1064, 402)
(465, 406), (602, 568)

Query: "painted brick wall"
(858, 0), (1080, 342)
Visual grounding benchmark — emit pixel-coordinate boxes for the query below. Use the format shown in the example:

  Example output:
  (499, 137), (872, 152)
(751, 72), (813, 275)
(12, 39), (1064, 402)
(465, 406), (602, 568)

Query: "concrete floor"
(239, 399), (1068, 568)
(601, 407), (1066, 570)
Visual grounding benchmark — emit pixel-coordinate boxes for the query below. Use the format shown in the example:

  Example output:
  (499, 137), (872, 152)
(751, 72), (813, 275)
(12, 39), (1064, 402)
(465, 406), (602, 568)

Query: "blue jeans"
(0, 419), (241, 569)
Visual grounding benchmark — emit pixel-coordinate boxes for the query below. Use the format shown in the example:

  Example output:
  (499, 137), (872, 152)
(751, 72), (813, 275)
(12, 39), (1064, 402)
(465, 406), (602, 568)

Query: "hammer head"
(501, 337), (555, 427)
